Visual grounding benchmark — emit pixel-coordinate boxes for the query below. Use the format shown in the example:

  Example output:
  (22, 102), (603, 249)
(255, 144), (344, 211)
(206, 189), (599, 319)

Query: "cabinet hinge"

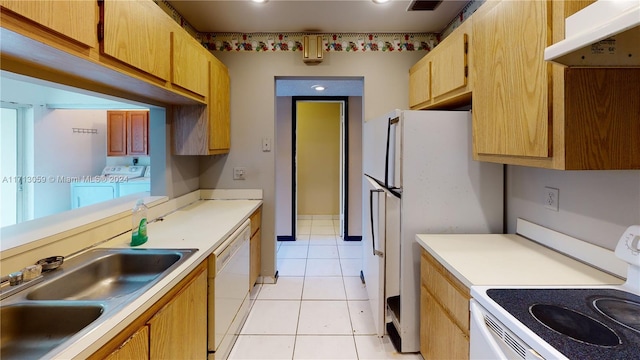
(97, 0), (104, 42)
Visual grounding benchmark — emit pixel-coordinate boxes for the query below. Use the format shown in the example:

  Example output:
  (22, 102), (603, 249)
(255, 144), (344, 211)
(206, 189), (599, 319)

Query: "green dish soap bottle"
(131, 199), (148, 246)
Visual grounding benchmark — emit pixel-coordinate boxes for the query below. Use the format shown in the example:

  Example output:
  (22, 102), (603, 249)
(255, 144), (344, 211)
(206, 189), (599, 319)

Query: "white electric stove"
(470, 226), (640, 360)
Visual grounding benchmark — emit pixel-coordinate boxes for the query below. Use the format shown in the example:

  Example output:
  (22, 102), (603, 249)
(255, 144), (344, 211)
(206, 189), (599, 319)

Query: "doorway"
(292, 97), (349, 241)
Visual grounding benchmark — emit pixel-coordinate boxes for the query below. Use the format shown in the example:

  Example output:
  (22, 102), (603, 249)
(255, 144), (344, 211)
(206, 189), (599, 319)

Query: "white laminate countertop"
(416, 233), (624, 289)
(50, 199), (262, 359)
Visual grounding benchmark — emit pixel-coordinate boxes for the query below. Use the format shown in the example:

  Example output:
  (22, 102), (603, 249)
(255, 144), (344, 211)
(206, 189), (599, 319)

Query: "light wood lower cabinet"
(91, 261), (208, 360)
(250, 206), (262, 287)
(104, 326), (149, 360)
(420, 249), (470, 360)
(421, 286), (469, 360)
(149, 269), (207, 359)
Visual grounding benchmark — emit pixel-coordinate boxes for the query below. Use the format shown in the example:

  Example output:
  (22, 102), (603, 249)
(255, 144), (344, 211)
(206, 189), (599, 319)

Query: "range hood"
(545, 0), (640, 67)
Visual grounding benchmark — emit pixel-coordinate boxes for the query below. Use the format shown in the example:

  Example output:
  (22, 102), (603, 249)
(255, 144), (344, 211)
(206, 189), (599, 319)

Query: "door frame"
(291, 96), (349, 240)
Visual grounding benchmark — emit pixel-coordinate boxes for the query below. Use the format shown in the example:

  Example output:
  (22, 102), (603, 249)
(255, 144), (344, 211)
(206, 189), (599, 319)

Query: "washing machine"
(70, 166), (146, 209)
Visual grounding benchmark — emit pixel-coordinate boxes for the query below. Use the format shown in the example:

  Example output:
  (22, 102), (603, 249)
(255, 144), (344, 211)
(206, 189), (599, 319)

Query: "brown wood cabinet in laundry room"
(107, 111), (149, 156)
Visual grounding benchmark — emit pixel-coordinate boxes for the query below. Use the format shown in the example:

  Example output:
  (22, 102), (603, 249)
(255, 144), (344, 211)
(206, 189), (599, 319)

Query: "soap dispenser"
(131, 199), (148, 246)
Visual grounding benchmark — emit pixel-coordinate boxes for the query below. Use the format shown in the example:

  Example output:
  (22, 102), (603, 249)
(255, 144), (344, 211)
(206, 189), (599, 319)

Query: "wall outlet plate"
(544, 186), (559, 211)
(233, 167), (246, 180)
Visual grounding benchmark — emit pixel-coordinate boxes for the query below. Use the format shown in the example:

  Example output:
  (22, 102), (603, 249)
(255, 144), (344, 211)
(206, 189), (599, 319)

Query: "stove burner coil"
(530, 304), (621, 347)
(593, 298), (640, 334)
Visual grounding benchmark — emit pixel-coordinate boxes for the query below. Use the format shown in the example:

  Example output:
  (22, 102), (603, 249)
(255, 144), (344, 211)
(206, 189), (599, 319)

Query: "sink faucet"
(0, 258), (57, 300)
(0, 271), (24, 286)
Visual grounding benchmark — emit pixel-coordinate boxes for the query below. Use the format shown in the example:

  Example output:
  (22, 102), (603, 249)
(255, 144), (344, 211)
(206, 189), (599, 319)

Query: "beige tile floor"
(228, 216), (424, 360)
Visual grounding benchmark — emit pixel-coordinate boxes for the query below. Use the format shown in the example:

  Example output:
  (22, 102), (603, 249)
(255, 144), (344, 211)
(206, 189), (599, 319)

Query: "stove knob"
(632, 235), (640, 251)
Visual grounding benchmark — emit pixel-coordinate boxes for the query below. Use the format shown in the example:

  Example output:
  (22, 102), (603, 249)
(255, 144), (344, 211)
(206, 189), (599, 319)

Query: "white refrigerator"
(361, 109), (504, 352)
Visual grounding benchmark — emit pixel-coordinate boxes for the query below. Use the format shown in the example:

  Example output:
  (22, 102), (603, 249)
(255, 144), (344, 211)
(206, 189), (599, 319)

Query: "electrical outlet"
(233, 167), (246, 180)
(262, 137), (271, 152)
(544, 186), (559, 211)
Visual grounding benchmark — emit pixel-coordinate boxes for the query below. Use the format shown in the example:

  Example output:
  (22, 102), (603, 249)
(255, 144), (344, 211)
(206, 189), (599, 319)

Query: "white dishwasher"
(208, 219), (251, 360)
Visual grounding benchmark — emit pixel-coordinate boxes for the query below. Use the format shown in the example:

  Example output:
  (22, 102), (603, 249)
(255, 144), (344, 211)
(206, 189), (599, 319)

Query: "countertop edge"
(48, 199), (262, 360)
(416, 234), (474, 288)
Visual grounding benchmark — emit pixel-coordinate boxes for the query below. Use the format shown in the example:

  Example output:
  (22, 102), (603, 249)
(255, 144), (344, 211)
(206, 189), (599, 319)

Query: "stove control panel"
(615, 225), (640, 292)
(616, 225), (640, 262)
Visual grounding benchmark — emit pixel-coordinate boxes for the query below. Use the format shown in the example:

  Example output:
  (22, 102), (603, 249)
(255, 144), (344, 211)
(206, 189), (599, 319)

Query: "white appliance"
(544, 0), (640, 66)
(361, 109), (504, 352)
(208, 219), (251, 360)
(470, 225), (639, 360)
(70, 165), (146, 208)
(118, 166), (150, 197)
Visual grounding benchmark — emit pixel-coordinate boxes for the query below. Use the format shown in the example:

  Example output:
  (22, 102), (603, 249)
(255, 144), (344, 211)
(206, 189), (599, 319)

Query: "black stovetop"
(487, 288), (640, 360)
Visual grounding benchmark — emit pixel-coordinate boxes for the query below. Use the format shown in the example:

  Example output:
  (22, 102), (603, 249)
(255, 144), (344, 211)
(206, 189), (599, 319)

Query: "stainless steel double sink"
(0, 248), (197, 359)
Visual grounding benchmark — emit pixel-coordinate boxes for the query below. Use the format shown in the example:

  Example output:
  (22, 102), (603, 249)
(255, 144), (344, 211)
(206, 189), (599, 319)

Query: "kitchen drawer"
(421, 249), (470, 332)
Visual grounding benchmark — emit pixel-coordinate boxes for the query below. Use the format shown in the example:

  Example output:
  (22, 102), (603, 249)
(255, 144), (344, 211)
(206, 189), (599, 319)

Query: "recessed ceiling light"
(312, 85), (326, 91)
(372, 0), (391, 4)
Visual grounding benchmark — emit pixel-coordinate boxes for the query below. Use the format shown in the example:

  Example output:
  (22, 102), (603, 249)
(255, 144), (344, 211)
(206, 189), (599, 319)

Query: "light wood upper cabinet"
(0, 0), (97, 47)
(471, 0), (640, 170)
(101, 0), (171, 81)
(431, 21), (470, 100)
(209, 56), (231, 154)
(408, 56), (430, 108)
(472, 0), (550, 159)
(171, 29), (209, 97)
(172, 54), (231, 156)
(409, 17), (471, 109)
(107, 111), (148, 156)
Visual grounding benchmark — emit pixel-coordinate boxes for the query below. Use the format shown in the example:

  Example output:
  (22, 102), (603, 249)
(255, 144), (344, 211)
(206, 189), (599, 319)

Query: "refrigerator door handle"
(369, 189), (384, 257)
(384, 116), (400, 188)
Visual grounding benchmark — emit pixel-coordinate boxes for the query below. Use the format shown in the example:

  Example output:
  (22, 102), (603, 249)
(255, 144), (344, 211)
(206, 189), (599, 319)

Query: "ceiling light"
(372, 0), (391, 4)
(252, 0), (268, 3)
(312, 85), (326, 91)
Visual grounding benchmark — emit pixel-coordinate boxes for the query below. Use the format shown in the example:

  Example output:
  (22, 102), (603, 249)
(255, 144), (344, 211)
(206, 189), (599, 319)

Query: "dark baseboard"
(343, 235), (362, 242)
(277, 235), (295, 242)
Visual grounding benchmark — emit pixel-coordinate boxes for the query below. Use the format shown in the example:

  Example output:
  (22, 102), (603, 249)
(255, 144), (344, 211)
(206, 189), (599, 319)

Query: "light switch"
(262, 137), (271, 152)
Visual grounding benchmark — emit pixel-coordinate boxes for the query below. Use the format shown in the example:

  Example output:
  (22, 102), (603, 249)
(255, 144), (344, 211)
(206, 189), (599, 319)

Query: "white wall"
(200, 50), (424, 278)
(1, 108), (18, 226)
(34, 109), (107, 218)
(506, 166), (640, 250)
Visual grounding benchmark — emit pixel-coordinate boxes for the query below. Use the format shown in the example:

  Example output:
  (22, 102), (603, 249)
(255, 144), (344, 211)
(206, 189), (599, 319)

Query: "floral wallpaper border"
(198, 33), (437, 53)
(155, 0), (483, 53)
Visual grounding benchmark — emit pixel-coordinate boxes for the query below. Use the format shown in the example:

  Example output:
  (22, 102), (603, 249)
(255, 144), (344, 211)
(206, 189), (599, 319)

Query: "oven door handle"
(369, 188), (384, 257)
